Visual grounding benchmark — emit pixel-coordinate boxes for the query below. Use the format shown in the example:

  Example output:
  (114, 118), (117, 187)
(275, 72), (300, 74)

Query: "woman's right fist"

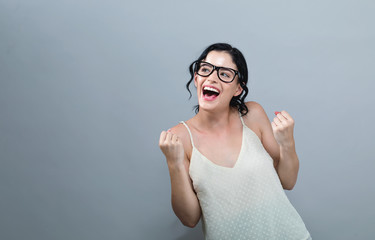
(159, 130), (185, 167)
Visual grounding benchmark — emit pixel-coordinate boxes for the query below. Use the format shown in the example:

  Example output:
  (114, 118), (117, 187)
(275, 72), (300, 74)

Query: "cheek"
(225, 85), (238, 95)
(194, 76), (206, 88)
(194, 75), (199, 87)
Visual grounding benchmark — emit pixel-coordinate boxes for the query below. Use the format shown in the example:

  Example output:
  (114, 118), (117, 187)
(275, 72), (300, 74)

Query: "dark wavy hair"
(186, 43), (249, 116)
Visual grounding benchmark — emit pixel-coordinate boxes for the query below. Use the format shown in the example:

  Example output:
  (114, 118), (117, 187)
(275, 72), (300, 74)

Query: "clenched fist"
(159, 130), (185, 168)
(272, 110), (295, 148)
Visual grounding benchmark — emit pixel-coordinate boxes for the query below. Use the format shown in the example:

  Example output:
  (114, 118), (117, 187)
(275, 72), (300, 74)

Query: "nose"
(207, 68), (220, 82)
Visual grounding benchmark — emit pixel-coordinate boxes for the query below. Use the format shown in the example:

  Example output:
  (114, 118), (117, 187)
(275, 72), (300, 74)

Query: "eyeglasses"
(194, 60), (239, 83)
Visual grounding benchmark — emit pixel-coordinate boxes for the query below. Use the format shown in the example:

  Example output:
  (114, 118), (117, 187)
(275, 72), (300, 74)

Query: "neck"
(193, 107), (237, 132)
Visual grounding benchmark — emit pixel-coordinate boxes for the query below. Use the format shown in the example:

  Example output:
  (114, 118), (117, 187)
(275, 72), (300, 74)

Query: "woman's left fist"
(271, 110), (295, 147)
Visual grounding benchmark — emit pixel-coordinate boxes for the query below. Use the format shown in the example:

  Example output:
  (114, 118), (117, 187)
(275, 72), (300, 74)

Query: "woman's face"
(194, 50), (243, 113)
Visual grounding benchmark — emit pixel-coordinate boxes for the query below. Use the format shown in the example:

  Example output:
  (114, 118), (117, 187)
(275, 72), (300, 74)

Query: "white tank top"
(179, 113), (312, 240)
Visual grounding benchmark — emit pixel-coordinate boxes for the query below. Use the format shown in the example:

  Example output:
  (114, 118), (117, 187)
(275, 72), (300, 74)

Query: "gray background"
(1, 0), (374, 239)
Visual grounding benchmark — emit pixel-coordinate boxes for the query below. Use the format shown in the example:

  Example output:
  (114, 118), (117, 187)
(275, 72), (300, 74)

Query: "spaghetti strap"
(179, 121), (195, 148)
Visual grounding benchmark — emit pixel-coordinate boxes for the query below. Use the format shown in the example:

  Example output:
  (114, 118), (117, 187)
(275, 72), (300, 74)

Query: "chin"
(198, 101), (220, 112)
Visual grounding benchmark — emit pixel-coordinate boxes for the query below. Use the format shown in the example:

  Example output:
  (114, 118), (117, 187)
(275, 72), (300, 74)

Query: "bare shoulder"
(243, 101), (268, 125)
(169, 122), (190, 144)
(245, 101), (266, 115)
(168, 121), (193, 160)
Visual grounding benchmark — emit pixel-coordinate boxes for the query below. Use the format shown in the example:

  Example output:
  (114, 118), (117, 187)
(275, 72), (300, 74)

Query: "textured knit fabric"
(179, 113), (312, 240)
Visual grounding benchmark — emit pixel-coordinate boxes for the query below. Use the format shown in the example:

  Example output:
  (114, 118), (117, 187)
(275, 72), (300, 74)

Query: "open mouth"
(202, 86), (220, 101)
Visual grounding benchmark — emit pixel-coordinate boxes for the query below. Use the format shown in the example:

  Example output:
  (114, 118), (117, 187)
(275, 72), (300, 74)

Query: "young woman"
(159, 43), (312, 240)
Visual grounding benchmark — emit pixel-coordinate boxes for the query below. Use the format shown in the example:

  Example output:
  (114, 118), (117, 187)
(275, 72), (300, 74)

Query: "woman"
(159, 43), (312, 240)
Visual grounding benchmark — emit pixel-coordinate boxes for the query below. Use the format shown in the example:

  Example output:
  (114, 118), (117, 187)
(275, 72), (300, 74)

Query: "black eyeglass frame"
(193, 60), (240, 83)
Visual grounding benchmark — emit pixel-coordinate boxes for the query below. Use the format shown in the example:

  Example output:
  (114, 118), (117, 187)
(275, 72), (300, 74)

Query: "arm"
(159, 129), (201, 227)
(277, 142), (299, 190)
(247, 102), (299, 190)
(168, 156), (202, 227)
(271, 111), (299, 190)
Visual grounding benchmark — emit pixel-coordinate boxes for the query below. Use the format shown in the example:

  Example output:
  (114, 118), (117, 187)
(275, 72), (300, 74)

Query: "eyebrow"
(202, 61), (238, 71)
(202, 60), (238, 72)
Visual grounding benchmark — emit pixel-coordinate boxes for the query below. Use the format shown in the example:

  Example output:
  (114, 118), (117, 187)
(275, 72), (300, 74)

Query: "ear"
(234, 82), (243, 97)
(194, 73), (198, 88)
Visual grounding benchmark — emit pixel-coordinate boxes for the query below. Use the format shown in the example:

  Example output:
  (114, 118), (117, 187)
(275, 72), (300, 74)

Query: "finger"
(281, 110), (293, 121)
(159, 131), (167, 146)
(166, 132), (173, 142)
(276, 112), (287, 121)
(271, 121), (277, 128)
(172, 133), (178, 143)
(274, 117), (282, 125)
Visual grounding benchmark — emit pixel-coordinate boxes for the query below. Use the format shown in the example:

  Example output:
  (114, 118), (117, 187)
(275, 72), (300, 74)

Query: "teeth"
(203, 86), (219, 94)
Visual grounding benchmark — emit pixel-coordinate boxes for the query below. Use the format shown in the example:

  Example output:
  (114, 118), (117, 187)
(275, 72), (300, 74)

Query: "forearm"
(168, 163), (201, 227)
(276, 142), (299, 190)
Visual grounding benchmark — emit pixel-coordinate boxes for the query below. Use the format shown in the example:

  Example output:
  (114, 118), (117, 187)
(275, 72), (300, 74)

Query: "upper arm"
(246, 101), (280, 169)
